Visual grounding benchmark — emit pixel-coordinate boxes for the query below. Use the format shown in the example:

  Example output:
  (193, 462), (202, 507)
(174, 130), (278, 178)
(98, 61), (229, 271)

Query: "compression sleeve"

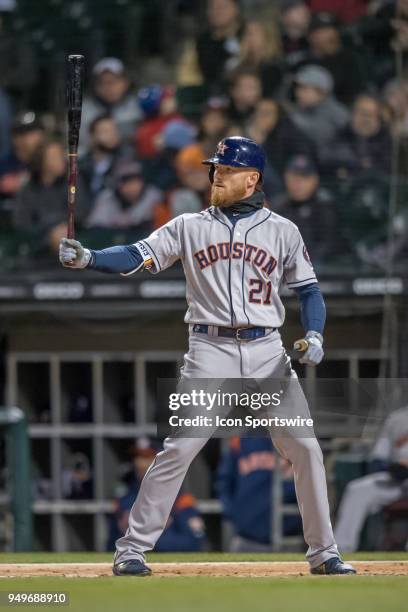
(87, 244), (143, 275)
(293, 283), (326, 335)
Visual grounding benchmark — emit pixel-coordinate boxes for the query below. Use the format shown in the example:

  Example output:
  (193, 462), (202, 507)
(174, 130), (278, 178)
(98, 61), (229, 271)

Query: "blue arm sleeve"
(87, 244), (143, 275)
(293, 283), (326, 335)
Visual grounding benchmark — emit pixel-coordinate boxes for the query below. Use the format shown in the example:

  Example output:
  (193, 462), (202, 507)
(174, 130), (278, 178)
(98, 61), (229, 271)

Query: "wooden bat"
(66, 54), (85, 239)
(293, 338), (309, 352)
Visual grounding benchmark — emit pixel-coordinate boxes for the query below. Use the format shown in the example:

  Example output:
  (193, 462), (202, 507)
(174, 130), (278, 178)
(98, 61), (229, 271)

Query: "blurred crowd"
(1, 0), (408, 272)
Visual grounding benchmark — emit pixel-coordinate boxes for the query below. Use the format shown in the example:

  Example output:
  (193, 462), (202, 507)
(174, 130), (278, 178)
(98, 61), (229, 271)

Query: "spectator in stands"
(383, 79), (408, 139)
(62, 453), (93, 500)
(279, 0), (310, 63)
(86, 160), (162, 233)
(196, 0), (243, 94)
(390, 0), (408, 54)
(227, 69), (262, 126)
(246, 98), (315, 175)
(383, 79), (408, 176)
(198, 100), (230, 158)
(0, 4), (36, 109)
(335, 406), (408, 552)
(145, 118), (197, 191)
(306, 12), (367, 105)
(0, 87), (11, 160)
(308, 0), (367, 24)
(320, 94), (392, 179)
(79, 58), (142, 155)
(13, 139), (88, 253)
(79, 115), (128, 204)
(271, 155), (340, 264)
(0, 111), (44, 201)
(108, 438), (206, 552)
(216, 437), (302, 552)
(288, 64), (349, 149)
(227, 19), (284, 98)
(135, 85), (181, 160)
(154, 144), (209, 227)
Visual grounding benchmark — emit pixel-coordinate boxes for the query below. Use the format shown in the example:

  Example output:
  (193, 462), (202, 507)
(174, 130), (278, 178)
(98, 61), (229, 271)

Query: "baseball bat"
(293, 338), (309, 352)
(66, 54), (85, 239)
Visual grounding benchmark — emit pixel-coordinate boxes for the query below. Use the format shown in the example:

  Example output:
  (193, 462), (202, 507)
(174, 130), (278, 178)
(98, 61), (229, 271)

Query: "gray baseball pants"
(114, 328), (340, 568)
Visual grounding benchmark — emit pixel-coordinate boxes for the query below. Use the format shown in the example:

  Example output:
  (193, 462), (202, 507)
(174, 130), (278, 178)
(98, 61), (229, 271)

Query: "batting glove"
(298, 331), (324, 366)
(59, 238), (91, 269)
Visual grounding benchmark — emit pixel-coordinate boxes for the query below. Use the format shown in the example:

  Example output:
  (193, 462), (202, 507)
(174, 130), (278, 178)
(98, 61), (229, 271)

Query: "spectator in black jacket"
(320, 94), (392, 180)
(196, 0), (243, 95)
(13, 139), (89, 253)
(279, 0), (310, 64)
(79, 114), (130, 204)
(306, 11), (367, 106)
(246, 98), (315, 175)
(272, 155), (340, 265)
(0, 111), (44, 202)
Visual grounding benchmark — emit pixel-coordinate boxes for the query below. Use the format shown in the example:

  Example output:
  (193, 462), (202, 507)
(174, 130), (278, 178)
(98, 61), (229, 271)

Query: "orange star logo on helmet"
(217, 142), (228, 155)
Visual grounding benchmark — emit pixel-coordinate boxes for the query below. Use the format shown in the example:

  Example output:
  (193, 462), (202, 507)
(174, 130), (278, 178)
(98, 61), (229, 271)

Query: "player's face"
(211, 164), (260, 206)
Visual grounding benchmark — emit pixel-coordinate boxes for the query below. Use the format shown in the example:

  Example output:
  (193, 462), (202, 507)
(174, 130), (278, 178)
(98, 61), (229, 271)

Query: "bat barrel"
(66, 54), (85, 239)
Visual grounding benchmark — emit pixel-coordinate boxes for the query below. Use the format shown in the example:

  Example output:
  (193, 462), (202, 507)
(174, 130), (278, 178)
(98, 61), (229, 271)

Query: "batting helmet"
(202, 136), (266, 183)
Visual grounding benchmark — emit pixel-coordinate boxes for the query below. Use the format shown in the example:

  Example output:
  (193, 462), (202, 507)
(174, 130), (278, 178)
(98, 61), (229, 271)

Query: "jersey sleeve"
(283, 227), (317, 289)
(134, 216), (184, 274)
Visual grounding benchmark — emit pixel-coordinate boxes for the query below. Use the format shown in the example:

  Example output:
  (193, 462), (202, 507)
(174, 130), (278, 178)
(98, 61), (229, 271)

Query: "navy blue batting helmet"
(202, 136), (266, 183)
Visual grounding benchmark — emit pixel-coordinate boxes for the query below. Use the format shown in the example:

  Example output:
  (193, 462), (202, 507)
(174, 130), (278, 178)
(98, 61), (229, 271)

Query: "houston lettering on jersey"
(194, 242), (277, 276)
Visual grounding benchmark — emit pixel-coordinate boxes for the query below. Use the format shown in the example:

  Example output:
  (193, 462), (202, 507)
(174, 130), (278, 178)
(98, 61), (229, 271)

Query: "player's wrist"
(305, 330), (323, 345)
(83, 248), (93, 268)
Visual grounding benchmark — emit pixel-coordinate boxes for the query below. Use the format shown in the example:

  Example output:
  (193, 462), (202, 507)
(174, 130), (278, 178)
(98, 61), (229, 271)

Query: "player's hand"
(59, 238), (91, 269)
(295, 331), (324, 366)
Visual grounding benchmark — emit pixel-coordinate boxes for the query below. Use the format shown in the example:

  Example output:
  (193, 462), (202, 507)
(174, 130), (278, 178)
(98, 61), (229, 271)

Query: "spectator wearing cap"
(79, 114), (131, 204)
(135, 85), (181, 160)
(195, 0), (244, 95)
(79, 58), (142, 156)
(86, 161), (162, 233)
(143, 119), (197, 191)
(154, 144), (210, 227)
(246, 98), (315, 175)
(288, 64), (349, 149)
(0, 111), (44, 202)
(306, 11), (367, 105)
(272, 155), (340, 264)
(320, 94), (392, 179)
(107, 438), (207, 553)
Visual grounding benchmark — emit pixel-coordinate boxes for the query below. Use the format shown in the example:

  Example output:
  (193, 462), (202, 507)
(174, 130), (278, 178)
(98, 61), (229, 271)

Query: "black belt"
(192, 324), (275, 341)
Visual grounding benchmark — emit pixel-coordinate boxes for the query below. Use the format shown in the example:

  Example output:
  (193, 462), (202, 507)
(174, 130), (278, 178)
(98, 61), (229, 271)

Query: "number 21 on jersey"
(248, 278), (272, 304)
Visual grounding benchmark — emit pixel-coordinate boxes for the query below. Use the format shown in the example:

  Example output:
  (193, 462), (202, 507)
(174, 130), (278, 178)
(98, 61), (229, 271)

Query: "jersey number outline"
(248, 278), (272, 305)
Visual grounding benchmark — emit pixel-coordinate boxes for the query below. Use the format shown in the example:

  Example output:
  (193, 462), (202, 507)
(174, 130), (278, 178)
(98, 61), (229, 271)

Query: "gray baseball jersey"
(134, 206), (317, 327)
(114, 205), (341, 570)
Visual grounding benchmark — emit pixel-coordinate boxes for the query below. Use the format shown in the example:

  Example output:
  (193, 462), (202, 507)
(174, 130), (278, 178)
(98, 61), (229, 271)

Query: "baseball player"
(59, 136), (356, 576)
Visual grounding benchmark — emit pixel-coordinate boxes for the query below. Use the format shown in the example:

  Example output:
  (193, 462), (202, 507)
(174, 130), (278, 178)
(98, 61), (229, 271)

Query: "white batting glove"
(59, 238), (91, 269)
(298, 331), (324, 366)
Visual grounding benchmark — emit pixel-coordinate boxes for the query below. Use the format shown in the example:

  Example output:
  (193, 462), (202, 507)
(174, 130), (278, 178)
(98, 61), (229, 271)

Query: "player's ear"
(247, 171), (259, 188)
